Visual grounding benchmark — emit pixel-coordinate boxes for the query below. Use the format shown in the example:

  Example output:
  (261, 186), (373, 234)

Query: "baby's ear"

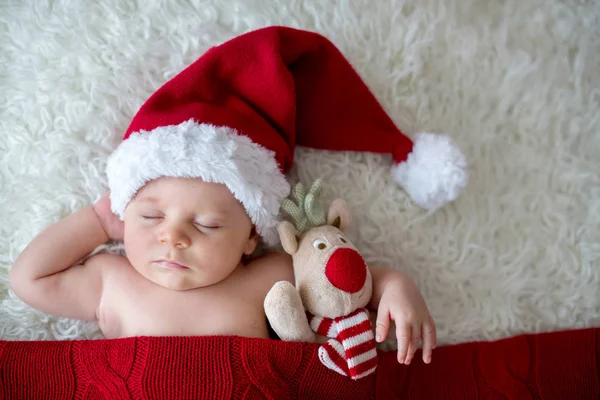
(327, 199), (352, 232)
(243, 226), (259, 255)
(277, 221), (299, 255)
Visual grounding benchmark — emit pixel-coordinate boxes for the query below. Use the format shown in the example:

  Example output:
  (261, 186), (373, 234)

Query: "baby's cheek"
(210, 236), (243, 265)
(124, 226), (149, 260)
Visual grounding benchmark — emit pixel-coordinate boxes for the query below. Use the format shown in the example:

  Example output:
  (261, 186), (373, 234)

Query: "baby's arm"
(9, 205), (117, 321)
(368, 266), (436, 364)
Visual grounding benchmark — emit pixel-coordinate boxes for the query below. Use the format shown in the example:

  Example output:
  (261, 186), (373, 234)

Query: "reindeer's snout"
(324, 248), (367, 293)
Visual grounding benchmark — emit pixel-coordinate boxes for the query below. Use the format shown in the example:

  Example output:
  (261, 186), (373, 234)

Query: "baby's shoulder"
(245, 251), (295, 286)
(83, 252), (132, 282)
(84, 251), (128, 269)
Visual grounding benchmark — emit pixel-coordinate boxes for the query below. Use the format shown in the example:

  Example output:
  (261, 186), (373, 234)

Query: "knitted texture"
(0, 336), (374, 400)
(375, 328), (600, 399)
(308, 308), (378, 380)
(0, 329), (599, 399)
(280, 179), (327, 234)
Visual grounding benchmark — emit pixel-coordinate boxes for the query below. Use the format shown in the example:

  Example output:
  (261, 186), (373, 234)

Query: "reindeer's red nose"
(325, 248), (367, 294)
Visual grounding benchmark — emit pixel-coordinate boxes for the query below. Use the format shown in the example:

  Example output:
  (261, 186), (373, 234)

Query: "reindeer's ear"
(327, 199), (352, 232)
(277, 221), (300, 255)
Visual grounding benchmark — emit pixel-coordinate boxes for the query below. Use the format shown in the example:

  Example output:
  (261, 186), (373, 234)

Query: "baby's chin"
(152, 276), (203, 291)
(137, 263), (236, 291)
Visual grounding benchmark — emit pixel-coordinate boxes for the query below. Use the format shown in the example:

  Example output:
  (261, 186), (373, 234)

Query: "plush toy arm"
(264, 281), (316, 343)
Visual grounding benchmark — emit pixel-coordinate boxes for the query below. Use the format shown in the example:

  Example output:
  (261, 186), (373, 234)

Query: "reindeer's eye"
(340, 237), (347, 244)
(313, 239), (327, 250)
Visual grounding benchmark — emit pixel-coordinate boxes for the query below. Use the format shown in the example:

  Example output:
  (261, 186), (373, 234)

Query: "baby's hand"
(375, 275), (436, 365)
(93, 192), (125, 241)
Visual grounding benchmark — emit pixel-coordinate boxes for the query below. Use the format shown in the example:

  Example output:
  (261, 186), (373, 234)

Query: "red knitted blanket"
(0, 328), (598, 399)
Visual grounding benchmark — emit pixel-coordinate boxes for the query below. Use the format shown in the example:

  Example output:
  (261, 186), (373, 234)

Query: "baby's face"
(123, 177), (258, 290)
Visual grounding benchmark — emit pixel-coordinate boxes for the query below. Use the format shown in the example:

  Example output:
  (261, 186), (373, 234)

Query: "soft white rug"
(1, 0), (599, 347)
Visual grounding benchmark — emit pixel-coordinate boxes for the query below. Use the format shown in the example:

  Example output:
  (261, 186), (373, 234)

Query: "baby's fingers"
(395, 322), (411, 364)
(421, 317), (437, 364)
(375, 305), (391, 343)
(403, 324), (421, 365)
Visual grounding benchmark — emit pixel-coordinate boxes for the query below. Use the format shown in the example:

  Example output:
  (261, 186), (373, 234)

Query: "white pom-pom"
(391, 133), (468, 210)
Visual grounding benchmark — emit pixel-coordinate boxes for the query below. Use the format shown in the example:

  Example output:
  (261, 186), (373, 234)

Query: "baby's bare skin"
(97, 252), (289, 339)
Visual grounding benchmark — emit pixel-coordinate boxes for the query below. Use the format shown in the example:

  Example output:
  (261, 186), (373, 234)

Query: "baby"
(9, 25), (468, 367)
(10, 176), (436, 365)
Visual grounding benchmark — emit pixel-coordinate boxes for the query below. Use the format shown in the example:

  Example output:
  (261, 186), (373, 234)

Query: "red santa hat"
(106, 26), (468, 246)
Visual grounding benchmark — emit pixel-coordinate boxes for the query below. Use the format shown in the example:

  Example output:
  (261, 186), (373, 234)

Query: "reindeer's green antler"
(305, 178), (326, 226)
(280, 178), (327, 233)
(281, 182), (310, 233)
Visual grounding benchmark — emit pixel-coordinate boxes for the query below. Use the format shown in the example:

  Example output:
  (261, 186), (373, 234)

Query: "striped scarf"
(307, 308), (378, 380)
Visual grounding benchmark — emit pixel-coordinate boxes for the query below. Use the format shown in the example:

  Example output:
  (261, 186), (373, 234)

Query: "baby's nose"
(158, 225), (191, 249)
(324, 248), (367, 293)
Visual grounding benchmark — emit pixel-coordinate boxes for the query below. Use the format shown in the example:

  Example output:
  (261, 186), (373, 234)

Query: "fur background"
(1, 0), (599, 347)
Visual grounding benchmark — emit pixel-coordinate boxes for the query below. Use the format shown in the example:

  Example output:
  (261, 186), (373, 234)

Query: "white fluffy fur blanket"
(1, 0), (599, 346)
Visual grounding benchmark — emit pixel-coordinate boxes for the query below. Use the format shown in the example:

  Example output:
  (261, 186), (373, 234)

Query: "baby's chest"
(98, 273), (267, 339)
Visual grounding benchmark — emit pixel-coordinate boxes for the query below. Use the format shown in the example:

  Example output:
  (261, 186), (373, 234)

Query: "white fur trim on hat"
(105, 119), (291, 246)
(390, 133), (468, 211)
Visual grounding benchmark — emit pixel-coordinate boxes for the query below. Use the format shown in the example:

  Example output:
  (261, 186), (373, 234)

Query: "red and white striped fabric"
(307, 308), (378, 380)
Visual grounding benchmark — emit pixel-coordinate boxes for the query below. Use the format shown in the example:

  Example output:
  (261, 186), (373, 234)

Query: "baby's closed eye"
(194, 222), (220, 230)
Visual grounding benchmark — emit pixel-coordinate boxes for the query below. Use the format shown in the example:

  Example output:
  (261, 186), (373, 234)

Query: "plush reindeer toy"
(264, 179), (378, 380)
